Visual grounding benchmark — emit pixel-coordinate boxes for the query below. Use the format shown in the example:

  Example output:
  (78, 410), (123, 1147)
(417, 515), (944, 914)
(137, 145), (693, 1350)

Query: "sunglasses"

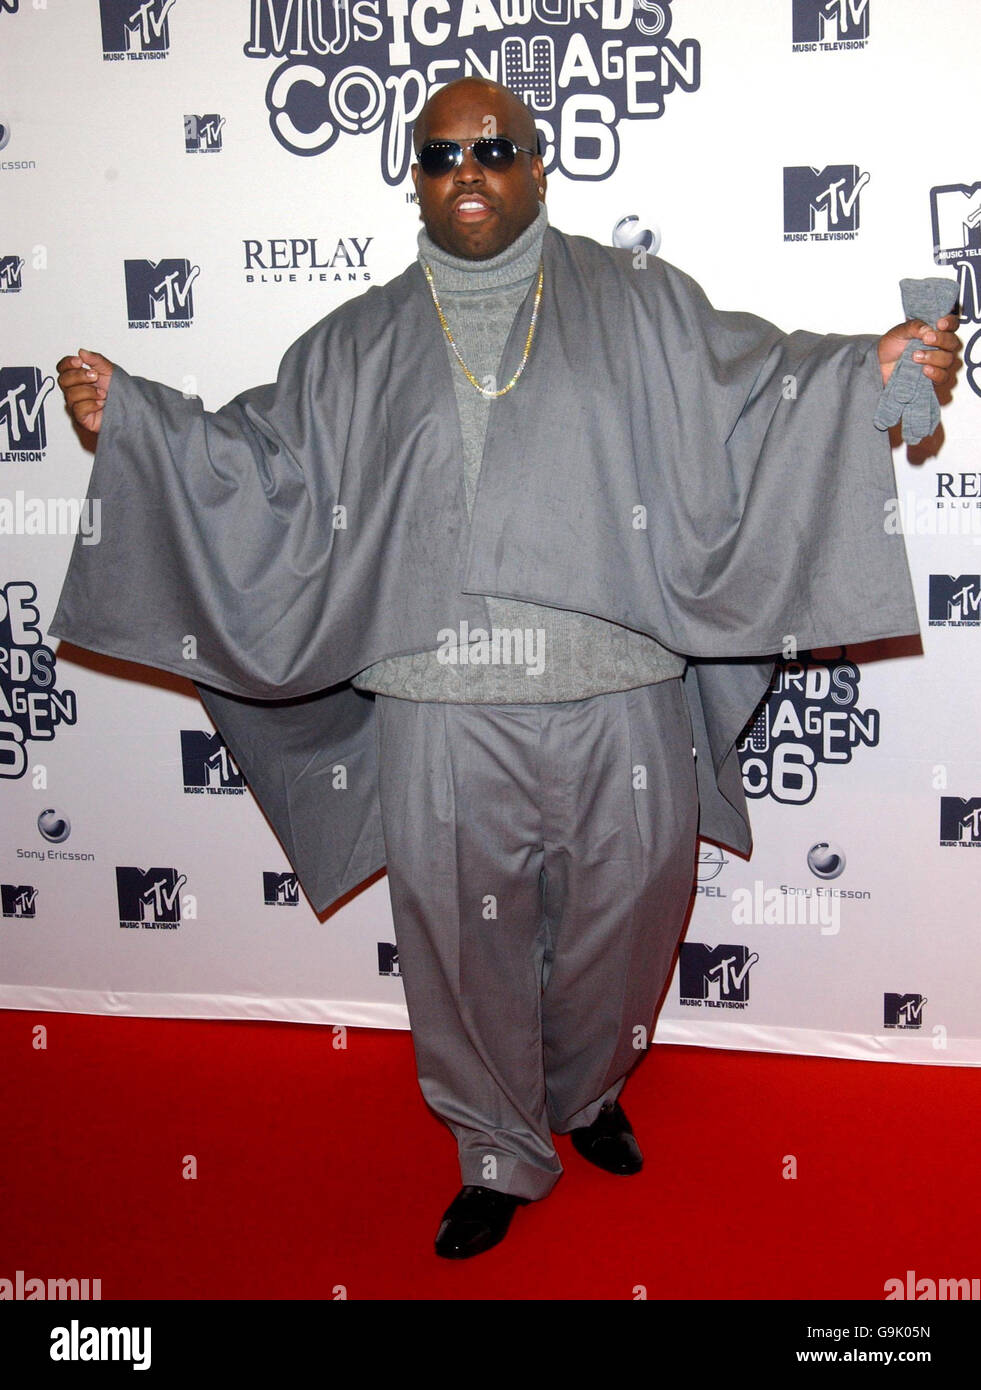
(416, 136), (539, 178)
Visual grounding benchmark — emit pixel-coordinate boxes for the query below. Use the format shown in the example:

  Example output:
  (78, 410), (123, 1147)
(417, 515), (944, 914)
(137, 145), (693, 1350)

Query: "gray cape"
(50, 227), (919, 912)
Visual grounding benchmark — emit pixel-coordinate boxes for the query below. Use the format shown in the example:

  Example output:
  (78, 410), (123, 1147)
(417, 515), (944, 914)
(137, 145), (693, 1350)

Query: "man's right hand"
(56, 350), (115, 434)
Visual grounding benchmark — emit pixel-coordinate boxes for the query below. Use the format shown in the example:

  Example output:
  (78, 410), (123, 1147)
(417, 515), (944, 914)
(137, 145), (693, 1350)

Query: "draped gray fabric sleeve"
(50, 349), (340, 698)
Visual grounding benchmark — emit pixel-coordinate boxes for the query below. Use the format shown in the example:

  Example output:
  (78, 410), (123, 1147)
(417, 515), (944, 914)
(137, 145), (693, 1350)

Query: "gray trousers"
(374, 679), (699, 1201)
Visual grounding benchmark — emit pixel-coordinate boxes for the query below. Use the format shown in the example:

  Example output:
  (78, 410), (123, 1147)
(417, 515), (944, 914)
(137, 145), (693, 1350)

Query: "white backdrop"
(2, 0), (979, 1064)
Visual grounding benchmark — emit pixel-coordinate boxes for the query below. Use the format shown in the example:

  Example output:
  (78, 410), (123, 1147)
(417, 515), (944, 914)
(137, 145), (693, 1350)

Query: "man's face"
(411, 85), (544, 261)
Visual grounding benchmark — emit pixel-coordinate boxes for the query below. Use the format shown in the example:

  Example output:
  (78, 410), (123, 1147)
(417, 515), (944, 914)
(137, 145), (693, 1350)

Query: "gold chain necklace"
(422, 259), (544, 398)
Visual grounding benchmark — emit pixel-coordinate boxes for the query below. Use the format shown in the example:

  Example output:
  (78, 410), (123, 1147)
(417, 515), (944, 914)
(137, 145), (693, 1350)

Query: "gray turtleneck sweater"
(352, 204), (685, 702)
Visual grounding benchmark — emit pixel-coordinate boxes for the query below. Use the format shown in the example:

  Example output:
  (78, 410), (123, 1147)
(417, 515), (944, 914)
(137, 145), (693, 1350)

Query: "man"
(54, 78), (959, 1261)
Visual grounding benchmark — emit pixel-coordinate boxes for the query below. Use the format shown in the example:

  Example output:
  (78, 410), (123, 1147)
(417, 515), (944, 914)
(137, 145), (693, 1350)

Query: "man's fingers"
(62, 382), (105, 407)
(57, 351), (114, 381)
(914, 347), (954, 365)
(914, 347), (959, 385)
(59, 366), (100, 388)
(933, 329), (961, 352)
(898, 320), (962, 387)
(915, 329), (959, 350)
(78, 348), (114, 373)
(55, 351), (110, 434)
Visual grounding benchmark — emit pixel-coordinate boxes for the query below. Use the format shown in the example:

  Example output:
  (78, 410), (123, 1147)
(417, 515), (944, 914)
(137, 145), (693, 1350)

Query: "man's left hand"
(878, 317), (961, 389)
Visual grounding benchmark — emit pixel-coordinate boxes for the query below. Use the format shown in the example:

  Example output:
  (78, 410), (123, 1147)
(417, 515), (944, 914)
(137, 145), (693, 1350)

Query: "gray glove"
(873, 277), (958, 444)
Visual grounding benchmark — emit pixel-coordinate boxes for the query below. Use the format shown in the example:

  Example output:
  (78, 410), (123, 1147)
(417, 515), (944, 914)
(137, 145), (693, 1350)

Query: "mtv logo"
(883, 992), (926, 1029)
(263, 871), (299, 906)
(784, 165), (870, 233)
(0, 367), (55, 451)
(931, 183), (981, 262)
(116, 866), (187, 924)
(679, 943), (759, 1002)
(939, 797), (981, 845)
(929, 574), (981, 624)
(100, 0), (174, 54)
(377, 942), (401, 977)
(125, 258), (199, 322)
(792, 0), (870, 43)
(180, 730), (244, 789)
(0, 255), (24, 292)
(1, 883), (37, 917)
(501, 34), (556, 111)
(184, 114), (225, 153)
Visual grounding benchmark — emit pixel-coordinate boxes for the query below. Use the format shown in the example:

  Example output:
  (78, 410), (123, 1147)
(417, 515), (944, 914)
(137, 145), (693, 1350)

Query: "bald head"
(414, 78), (538, 154)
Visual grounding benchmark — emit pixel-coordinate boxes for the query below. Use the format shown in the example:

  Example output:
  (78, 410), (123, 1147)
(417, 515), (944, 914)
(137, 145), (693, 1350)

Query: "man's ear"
(532, 130), (545, 191)
(410, 162), (420, 200)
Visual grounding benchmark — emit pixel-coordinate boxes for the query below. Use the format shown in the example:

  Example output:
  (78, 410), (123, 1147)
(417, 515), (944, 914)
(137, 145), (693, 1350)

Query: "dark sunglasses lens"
(473, 138), (515, 170)
(418, 139), (519, 175)
(419, 142), (459, 176)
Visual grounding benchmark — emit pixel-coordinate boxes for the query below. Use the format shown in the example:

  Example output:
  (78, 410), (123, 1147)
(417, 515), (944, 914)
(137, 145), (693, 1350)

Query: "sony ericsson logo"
(939, 797), (981, 848)
(883, 992), (926, 1030)
(2, 882), (37, 918)
(180, 730), (245, 794)
(0, 581), (77, 781)
(784, 163), (870, 241)
(807, 841), (846, 879)
(242, 0), (701, 182)
(0, 367), (55, 460)
(100, 0), (175, 61)
(0, 120), (36, 173)
(17, 823), (96, 867)
(928, 574), (981, 627)
(125, 258), (199, 328)
(932, 181), (981, 399)
(791, 0), (869, 50)
(184, 114), (225, 153)
(612, 214), (660, 258)
(738, 656), (879, 806)
(0, 255), (24, 292)
(115, 866), (192, 929)
(678, 942), (758, 1010)
(263, 872), (299, 906)
(38, 807), (71, 843)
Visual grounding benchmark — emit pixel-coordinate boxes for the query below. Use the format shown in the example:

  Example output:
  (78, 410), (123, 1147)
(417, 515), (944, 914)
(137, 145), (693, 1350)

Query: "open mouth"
(453, 197), (494, 221)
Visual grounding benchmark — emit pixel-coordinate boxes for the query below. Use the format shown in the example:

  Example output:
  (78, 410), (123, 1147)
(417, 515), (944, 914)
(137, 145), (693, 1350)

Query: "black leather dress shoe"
(570, 1100), (644, 1175)
(434, 1185), (529, 1259)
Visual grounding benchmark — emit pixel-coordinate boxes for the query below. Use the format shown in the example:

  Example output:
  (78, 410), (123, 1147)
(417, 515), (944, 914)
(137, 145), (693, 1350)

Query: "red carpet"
(1, 1009), (977, 1301)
